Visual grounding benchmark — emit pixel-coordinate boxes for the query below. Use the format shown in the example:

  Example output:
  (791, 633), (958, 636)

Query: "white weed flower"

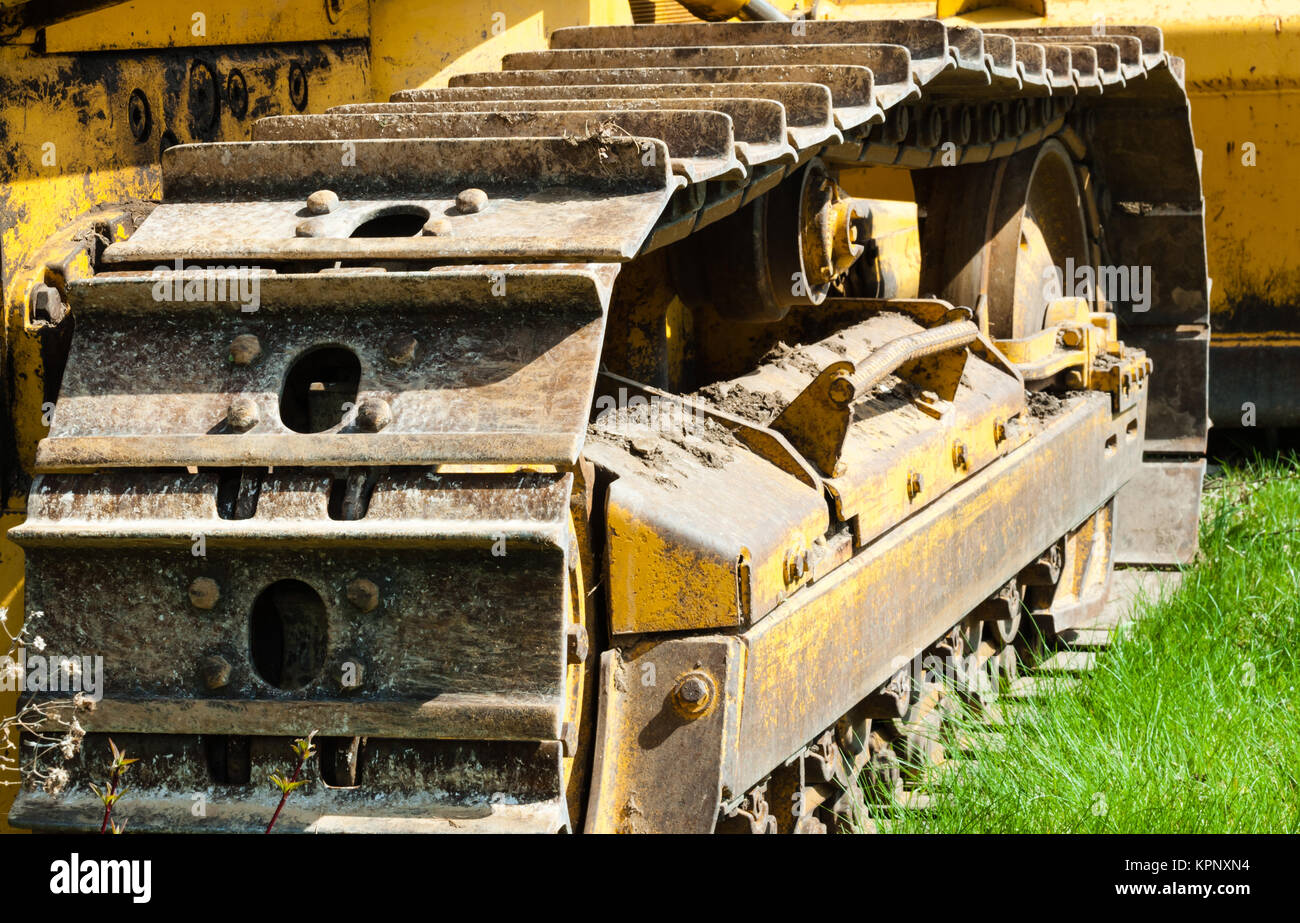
(44, 767), (70, 794)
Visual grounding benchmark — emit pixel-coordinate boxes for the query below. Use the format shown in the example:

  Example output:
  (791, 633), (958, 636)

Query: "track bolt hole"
(249, 579), (329, 690)
(280, 345), (361, 433)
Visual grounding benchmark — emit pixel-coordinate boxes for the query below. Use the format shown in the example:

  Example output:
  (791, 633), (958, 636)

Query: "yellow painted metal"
(678, 0), (750, 20)
(368, 0), (633, 99)
(39, 0), (369, 52)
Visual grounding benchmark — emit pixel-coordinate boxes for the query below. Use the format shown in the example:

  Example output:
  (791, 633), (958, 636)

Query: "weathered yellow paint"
(368, 0), (633, 100)
(1213, 331), (1300, 348)
(40, 0), (369, 53)
(606, 505), (740, 634)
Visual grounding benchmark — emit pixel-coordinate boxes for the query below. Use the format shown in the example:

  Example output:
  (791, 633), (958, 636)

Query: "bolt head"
(201, 654), (231, 690)
(227, 397), (259, 432)
(30, 284), (67, 324)
(384, 334), (418, 365)
(566, 623), (589, 664)
(673, 672), (716, 718)
(189, 577), (220, 610)
(1061, 327), (1083, 348)
(228, 333), (261, 365)
(828, 373), (855, 406)
(422, 217), (453, 237)
(306, 189), (338, 215)
(679, 676), (708, 704)
(346, 577), (379, 612)
(455, 188), (489, 214)
(355, 397), (392, 432)
(560, 721), (579, 757)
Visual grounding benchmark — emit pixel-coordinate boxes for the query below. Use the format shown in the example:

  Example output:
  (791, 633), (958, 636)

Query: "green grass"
(868, 452), (1300, 834)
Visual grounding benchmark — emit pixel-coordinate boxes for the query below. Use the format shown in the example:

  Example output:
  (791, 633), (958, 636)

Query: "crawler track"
(9, 17), (1205, 833)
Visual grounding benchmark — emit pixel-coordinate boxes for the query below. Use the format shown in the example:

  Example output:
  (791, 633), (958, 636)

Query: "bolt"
(355, 397), (392, 432)
(30, 284), (67, 324)
(1061, 327), (1083, 348)
(201, 654), (231, 690)
(673, 672), (716, 718)
(560, 721), (578, 757)
(993, 417), (1006, 445)
(952, 441), (968, 471)
(189, 577), (220, 610)
(226, 70), (248, 120)
(128, 89), (151, 142)
(679, 676), (708, 703)
(227, 397), (259, 432)
(566, 623), (589, 664)
(288, 62), (309, 111)
(385, 333), (418, 365)
(920, 390), (940, 404)
(346, 577), (379, 612)
(306, 189), (338, 215)
(455, 188), (489, 214)
(187, 60), (219, 132)
(228, 333), (261, 365)
(422, 217), (453, 237)
(828, 372), (855, 406)
(906, 470), (923, 501)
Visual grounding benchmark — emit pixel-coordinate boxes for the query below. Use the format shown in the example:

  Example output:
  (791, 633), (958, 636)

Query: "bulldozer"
(0, 0), (1220, 833)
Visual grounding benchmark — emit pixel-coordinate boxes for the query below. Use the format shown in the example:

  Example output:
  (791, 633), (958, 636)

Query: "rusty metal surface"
(585, 392), (829, 634)
(332, 96), (797, 170)
(450, 64), (881, 133)
(1113, 457), (1205, 566)
(36, 267), (613, 470)
(13, 737), (570, 833)
(386, 82), (840, 152)
(731, 391), (1140, 794)
(549, 20), (953, 85)
(102, 137), (678, 265)
(253, 110), (745, 185)
(500, 42), (914, 111)
(585, 640), (744, 833)
(696, 309), (1028, 547)
(585, 393), (1142, 830)
(12, 470), (574, 739)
